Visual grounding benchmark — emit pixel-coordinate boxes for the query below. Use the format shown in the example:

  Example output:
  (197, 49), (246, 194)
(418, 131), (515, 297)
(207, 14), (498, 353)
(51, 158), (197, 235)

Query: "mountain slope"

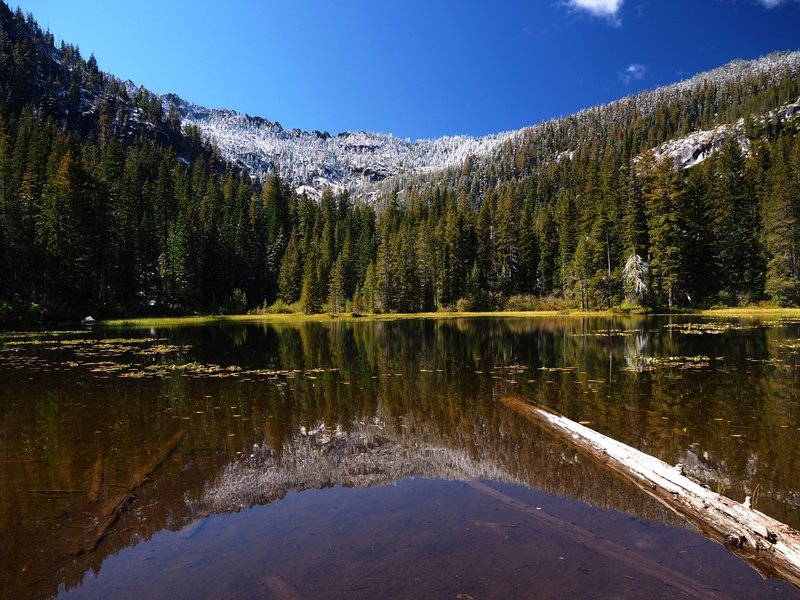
(165, 93), (516, 198)
(2, 0), (800, 318)
(164, 51), (800, 201)
(0, 2), (224, 168)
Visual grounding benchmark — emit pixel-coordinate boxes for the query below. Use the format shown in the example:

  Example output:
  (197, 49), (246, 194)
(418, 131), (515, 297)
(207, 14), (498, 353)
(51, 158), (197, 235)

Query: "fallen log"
(73, 428), (186, 555)
(501, 394), (800, 590)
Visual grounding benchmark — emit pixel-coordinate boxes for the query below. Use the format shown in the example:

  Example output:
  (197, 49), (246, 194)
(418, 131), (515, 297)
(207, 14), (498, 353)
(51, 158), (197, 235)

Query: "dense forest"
(0, 3), (799, 322)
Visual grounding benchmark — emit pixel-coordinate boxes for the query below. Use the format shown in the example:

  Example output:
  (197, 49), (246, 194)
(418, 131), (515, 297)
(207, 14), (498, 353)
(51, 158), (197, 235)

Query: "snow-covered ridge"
(161, 50), (800, 199)
(164, 92), (517, 197)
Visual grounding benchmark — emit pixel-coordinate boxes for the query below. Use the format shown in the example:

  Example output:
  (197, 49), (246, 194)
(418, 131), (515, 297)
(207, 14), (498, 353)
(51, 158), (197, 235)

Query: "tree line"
(1, 105), (798, 318)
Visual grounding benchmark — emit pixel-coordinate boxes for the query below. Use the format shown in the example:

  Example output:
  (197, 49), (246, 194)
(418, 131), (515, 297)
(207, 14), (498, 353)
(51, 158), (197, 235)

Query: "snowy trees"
(623, 254), (648, 303)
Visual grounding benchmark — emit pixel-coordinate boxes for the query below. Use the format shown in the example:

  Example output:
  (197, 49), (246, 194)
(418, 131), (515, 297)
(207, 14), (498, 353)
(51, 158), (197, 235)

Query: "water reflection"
(1, 316), (800, 598)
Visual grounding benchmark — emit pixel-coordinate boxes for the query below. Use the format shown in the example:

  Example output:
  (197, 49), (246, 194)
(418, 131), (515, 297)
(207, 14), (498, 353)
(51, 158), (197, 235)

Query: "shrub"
(221, 288), (248, 314)
(250, 299), (296, 314)
(266, 299), (294, 314)
(455, 297), (473, 312)
(505, 294), (573, 312)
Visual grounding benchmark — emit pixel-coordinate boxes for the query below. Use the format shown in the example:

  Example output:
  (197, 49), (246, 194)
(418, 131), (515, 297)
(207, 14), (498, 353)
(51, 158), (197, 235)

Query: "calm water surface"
(2, 316), (800, 599)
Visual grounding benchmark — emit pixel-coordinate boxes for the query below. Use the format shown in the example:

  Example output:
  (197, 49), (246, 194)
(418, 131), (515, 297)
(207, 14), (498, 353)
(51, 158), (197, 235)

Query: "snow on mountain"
(159, 50), (800, 200)
(164, 93), (517, 198)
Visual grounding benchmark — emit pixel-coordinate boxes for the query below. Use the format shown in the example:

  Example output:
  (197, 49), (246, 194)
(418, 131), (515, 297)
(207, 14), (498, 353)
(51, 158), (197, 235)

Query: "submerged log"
(73, 428), (186, 555)
(501, 394), (800, 589)
(467, 480), (730, 599)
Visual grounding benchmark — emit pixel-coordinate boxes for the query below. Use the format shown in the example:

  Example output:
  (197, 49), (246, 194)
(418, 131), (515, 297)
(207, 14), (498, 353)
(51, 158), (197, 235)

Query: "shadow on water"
(1, 315), (800, 598)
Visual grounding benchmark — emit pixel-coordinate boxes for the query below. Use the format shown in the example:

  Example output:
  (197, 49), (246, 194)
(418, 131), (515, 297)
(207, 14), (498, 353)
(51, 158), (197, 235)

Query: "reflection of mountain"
(197, 416), (522, 514)
(194, 403), (683, 531)
(4, 316), (800, 598)
(0, 376), (682, 600)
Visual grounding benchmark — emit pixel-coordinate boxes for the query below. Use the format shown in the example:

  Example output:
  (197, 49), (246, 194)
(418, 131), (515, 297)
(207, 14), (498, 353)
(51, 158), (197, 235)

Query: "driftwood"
(501, 394), (800, 589)
(73, 428), (186, 555)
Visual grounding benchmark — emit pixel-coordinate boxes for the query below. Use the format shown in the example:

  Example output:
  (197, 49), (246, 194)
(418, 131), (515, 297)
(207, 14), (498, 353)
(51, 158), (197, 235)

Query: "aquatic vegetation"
(779, 339), (800, 351)
(572, 329), (638, 337)
(666, 323), (743, 335)
(626, 355), (713, 371)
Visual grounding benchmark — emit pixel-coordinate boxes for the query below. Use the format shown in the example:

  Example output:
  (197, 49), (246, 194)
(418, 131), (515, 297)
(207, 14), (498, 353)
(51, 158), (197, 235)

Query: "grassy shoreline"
(98, 307), (800, 328)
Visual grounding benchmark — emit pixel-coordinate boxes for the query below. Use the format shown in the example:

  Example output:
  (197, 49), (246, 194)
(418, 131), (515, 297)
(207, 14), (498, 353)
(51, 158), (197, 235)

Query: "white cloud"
(620, 63), (646, 85)
(757, 0), (799, 6)
(567, 0), (624, 18)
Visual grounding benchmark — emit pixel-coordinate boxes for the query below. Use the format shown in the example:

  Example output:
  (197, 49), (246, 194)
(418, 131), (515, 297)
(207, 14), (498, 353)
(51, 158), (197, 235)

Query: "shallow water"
(2, 316), (800, 599)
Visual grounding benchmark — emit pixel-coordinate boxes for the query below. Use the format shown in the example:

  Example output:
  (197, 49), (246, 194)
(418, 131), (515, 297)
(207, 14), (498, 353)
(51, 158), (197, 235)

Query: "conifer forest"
(1, 3), (799, 322)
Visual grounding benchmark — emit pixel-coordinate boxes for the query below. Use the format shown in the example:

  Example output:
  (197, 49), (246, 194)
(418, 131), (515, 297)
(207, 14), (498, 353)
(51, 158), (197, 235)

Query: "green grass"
(99, 306), (800, 328)
(698, 307), (800, 317)
(100, 309), (624, 328)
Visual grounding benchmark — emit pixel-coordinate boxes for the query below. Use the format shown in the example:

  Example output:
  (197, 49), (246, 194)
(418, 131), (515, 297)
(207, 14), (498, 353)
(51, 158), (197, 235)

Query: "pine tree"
(475, 188), (495, 290)
(764, 139), (800, 304)
(623, 253), (648, 304)
(0, 117), (14, 298)
(374, 229), (393, 311)
(278, 228), (302, 304)
(712, 139), (763, 304)
(571, 236), (591, 309)
(495, 185), (521, 295)
(263, 171), (290, 274)
(300, 253), (321, 315)
(517, 199), (539, 295)
(535, 204), (559, 296)
(362, 263), (377, 313)
(681, 164), (715, 303)
(328, 256), (345, 314)
(391, 220), (419, 312)
(642, 156), (683, 308)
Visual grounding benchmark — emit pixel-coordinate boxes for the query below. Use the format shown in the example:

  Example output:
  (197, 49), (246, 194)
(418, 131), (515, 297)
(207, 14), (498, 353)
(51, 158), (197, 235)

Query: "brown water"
(2, 316), (800, 599)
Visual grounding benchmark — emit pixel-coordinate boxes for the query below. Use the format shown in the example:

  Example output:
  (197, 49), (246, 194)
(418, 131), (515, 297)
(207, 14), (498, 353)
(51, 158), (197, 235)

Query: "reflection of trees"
(624, 330), (651, 371)
(3, 316), (800, 598)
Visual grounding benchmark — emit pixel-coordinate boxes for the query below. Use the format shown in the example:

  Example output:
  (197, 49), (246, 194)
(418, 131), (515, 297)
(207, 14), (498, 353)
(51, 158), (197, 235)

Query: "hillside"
(166, 52), (800, 203)
(1, 0), (799, 320)
(167, 93), (515, 199)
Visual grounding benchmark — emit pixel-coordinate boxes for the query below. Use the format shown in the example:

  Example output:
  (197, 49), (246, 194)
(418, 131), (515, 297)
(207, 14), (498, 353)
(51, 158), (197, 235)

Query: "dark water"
(2, 315), (800, 599)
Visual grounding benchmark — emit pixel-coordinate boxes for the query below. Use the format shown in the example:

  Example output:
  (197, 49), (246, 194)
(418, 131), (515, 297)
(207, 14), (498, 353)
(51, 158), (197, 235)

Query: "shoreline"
(97, 307), (800, 328)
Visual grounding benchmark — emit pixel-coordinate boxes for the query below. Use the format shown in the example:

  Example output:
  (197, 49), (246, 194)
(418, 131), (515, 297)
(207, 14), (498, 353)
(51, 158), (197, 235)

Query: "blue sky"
(13, 0), (800, 140)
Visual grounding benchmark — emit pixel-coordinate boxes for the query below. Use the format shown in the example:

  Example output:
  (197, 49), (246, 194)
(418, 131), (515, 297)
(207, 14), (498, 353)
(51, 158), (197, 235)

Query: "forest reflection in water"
(1, 315), (800, 598)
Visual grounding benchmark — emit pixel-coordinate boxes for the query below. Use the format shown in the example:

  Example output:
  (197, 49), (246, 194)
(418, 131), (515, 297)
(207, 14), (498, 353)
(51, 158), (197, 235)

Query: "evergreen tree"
(328, 255), (345, 314)
(764, 139), (800, 304)
(362, 263), (377, 313)
(517, 200), (539, 295)
(675, 164), (713, 304)
(300, 251), (321, 315)
(712, 139), (763, 304)
(278, 228), (302, 304)
(642, 156), (683, 308)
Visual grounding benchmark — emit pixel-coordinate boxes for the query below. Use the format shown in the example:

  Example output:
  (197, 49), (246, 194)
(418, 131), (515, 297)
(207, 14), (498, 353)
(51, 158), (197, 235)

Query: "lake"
(2, 315), (800, 599)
